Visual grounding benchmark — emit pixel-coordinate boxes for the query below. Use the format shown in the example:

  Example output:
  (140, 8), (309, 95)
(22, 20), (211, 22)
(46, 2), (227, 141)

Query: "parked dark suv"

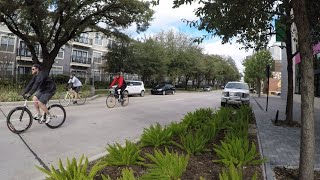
(151, 83), (176, 95)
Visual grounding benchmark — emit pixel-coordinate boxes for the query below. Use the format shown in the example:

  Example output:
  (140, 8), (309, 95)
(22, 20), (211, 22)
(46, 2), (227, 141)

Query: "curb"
(252, 96), (275, 180)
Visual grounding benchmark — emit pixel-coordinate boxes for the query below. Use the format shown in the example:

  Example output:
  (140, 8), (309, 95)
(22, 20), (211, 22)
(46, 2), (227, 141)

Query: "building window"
(71, 70), (87, 79)
(94, 33), (103, 45)
(56, 47), (64, 59)
(75, 33), (90, 44)
(93, 51), (102, 64)
(0, 35), (15, 52)
(92, 69), (101, 81)
(50, 66), (63, 75)
(107, 39), (115, 49)
(72, 49), (88, 63)
(19, 41), (41, 57)
(18, 66), (32, 75)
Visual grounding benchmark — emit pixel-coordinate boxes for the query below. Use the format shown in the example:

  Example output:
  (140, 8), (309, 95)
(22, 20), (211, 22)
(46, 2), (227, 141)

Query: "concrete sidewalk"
(251, 94), (320, 180)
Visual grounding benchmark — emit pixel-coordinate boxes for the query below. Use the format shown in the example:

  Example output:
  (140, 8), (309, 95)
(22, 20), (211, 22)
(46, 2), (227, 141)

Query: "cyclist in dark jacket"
(22, 64), (56, 123)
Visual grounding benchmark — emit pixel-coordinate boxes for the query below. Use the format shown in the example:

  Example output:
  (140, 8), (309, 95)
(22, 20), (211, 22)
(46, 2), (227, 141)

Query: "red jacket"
(110, 76), (125, 88)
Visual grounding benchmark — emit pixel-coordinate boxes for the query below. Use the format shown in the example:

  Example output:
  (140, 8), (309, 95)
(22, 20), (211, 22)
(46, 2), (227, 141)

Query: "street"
(0, 91), (222, 180)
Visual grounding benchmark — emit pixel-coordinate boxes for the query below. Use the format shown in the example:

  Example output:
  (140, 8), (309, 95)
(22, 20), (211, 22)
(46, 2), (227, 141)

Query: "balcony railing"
(16, 48), (42, 59)
(74, 37), (93, 45)
(71, 55), (91, 64)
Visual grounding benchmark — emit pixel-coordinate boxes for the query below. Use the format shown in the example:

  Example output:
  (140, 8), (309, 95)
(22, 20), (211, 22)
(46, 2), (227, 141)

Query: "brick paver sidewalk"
(251, 94), (320, 180)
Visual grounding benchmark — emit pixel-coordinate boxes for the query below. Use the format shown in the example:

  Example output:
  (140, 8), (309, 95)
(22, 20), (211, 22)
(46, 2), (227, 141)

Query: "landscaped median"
(37, 106), (266, 180)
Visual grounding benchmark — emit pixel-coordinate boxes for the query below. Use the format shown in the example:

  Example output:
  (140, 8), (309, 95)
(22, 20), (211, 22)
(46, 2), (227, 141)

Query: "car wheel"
(162, 91), (166, 95)
(172, 91), (175, 95)
(140, 90), (145, 97)
(221, 102), (226, 107)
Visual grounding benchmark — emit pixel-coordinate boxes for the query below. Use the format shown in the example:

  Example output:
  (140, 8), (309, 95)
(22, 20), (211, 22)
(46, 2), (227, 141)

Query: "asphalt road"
(0, 91), (222, 180)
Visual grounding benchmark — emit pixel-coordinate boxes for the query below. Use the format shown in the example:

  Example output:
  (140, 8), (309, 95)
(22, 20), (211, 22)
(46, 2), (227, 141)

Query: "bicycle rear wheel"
(106, 94), (116, 108)
(45, 104), (66, 129)
(76, 92), (86, 105)
(59, 92), (71, 107)
(6, 107), (33, 134)
(121, 93), (129, 107)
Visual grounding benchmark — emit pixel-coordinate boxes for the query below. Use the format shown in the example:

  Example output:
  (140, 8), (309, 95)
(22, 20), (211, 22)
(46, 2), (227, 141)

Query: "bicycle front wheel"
(7, 107), (33, 134)
(45, 104), (66, 129)
(59, 92), (71, 107)
(121, 93), (129, 107)
(106, 94), (116, 108)
(76, 92), (86, 105)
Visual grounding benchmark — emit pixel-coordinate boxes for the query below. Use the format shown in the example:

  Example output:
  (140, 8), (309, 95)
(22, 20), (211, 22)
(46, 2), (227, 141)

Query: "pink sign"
(295, 43), (320, 64)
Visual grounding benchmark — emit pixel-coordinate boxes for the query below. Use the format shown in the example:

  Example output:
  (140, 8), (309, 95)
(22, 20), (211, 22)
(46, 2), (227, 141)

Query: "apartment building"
(0, 25), (117, 83)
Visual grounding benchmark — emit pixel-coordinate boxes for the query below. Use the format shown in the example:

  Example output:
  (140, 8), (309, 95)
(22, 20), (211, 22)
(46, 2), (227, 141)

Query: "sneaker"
(33, 114), (42, 120)
(45, 114), (52, 123)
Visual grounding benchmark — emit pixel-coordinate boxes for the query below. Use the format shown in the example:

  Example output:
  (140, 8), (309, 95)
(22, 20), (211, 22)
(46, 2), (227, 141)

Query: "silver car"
(221, 82), (250, 106)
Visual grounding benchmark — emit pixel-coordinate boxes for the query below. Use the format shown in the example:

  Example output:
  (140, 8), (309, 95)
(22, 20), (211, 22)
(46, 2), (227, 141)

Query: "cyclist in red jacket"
(109, 72), (127, 100)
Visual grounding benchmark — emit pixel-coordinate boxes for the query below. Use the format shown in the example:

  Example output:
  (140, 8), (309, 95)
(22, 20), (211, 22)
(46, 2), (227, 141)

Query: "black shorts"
(35, 91), (56, 104)
(72, 86), (81, 93)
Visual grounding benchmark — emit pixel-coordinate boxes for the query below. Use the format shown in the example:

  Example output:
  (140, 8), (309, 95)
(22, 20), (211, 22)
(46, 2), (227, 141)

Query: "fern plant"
(218, 164), (257, 180)
(181, 108), (214, 131)
(166, 122), (187, 137)
(101, 168), (137, 180)
(37, 154), (106, 180)
(103, 140), (144, 166)
(142, 148), (189, 179)
(213, 136), (266, 167)
(173, 130), (210, 155)
(140, 123), (173, 147)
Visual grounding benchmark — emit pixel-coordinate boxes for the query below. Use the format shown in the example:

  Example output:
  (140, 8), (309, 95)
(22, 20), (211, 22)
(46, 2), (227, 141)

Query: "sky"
(125, 1), (256, 73)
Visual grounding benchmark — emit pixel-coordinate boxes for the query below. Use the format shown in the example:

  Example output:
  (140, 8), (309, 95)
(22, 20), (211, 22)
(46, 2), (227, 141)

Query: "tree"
(292, 0), (317, 178)
(172, 0), (297, 124)
(243, 50), (273, 97)
(0, 0), (156, 71)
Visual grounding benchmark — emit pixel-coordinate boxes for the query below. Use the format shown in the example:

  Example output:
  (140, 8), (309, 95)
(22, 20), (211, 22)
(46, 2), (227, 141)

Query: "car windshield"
(225, 83), (249, 90)
(155, 84), (165, 88)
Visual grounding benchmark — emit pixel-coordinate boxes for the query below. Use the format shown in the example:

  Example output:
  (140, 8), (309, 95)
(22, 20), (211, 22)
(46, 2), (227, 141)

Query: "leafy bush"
(166, 122), (186, 137)
(214, 107), (235, 129)
(140, 123), (173, 147)
(102, 140), (143, 166)
(142, 148), (189, 179)
(213, 136), (265, 167)
(37, 154), (106, 180)
(181, 108), (215, 131)
(219, 164), (257, 180)
(173, 130), (210, 155)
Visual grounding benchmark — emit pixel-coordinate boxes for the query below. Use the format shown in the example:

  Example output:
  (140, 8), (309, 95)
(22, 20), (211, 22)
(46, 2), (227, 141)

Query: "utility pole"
(266, 65), (270, 111)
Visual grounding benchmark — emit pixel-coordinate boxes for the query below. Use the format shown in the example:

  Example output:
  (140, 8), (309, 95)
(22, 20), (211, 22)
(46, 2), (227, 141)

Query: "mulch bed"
(274, 166), (320, 180)
(273, 120), (301, 128)
(89, 130), (264, 179)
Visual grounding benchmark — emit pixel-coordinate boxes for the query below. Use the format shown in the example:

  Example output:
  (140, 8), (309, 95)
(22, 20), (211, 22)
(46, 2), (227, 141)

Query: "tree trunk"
(185, 75), (189, 90)
(285, 28), (294, 124)
(292, 1), (315, 179)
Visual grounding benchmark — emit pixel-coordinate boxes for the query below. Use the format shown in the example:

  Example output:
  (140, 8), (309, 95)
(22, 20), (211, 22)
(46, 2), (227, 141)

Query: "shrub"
(36, 154), (106, 180)
(166, 122), (186, 137)
(173, 130), (210, 155)
(142, 148), (189, 179)
(101, 168), (137, 180)
(102, 140), (143, 166)
(218, 164), (258, 180)
(140, 123), (173, 148)
(213, 135), (265, 167)
(181, 108), (215, 131)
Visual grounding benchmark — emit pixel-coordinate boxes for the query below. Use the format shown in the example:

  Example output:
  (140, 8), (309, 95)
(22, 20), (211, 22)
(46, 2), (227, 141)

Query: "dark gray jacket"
(23, 71), (56, 95)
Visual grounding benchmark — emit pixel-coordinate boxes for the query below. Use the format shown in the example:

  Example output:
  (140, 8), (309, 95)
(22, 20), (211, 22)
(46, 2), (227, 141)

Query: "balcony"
(71, 37), (93, 48)
(16, 48), (42, 62)
(70, 55), (91, 68)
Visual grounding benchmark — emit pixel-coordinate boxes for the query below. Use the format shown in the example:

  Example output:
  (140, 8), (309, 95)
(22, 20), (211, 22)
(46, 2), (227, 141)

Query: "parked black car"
(151, 83), (176, 95)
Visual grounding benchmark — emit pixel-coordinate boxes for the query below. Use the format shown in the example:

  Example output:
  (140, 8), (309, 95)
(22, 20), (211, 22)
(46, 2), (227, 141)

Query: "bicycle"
(59, 88), (86, 107)
(106, 89), (129, 108)
(6, 99), (66, 134)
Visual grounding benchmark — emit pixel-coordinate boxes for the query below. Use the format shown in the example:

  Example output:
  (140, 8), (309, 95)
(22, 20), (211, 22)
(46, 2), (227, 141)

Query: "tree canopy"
(0, 0), (156, 71)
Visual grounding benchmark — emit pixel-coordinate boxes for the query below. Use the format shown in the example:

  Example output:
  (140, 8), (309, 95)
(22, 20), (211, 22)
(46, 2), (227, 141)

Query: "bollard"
(275, 110), (279, 123)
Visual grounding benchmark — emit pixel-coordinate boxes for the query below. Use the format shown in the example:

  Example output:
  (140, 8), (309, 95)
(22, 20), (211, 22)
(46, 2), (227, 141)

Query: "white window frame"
(94, 33), (103, 46)
(50, 66), (63, 75)
(0, 35), (16, 53)
(93, 51), (103, 64)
